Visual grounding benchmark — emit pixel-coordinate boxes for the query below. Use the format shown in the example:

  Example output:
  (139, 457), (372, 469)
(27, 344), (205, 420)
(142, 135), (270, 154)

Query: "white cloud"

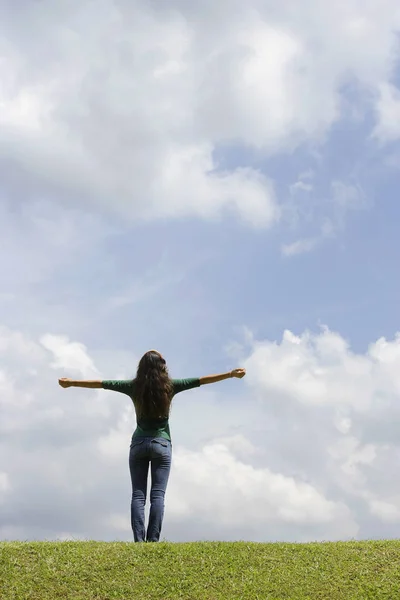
(40, 334), (100, 377)
(244, 327), (400, 410)
(373, 83), (400, 142)
(1, 0), (399, 228)
(241, 326), (400, 533)
(212, 434), (257, 459)
(2, 321), (400, 542)
(281, 237), (319, 257)
(97, 406), (132, 461)
(0, 3), (277, 228)
(168, 440), (356, 537)
(0, 325), (46, 362)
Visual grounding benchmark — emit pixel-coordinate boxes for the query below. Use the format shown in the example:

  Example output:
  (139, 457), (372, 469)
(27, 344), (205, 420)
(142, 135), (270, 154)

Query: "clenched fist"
(231, 368), (246, 379)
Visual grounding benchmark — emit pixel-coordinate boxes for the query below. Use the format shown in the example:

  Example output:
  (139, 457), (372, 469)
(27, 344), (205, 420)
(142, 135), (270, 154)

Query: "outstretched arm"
(59, 378), (102, 389)
(199, 368), (246, 386)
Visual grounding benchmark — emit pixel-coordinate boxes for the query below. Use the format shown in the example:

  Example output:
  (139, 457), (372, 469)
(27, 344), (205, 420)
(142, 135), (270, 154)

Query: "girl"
(59, 349), (246, 542)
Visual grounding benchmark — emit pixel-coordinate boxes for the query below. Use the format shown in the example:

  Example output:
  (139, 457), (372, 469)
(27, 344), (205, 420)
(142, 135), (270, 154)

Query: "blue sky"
(1, 0), (400, 543)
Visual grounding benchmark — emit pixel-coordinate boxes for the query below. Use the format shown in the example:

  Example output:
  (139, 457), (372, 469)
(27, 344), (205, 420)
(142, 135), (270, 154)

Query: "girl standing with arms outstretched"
(59, 350), (246, 542)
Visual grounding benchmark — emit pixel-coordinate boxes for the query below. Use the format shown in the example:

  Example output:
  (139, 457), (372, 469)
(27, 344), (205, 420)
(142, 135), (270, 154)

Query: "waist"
(137, 416), (168, 429)
(132, 421), (171, 441)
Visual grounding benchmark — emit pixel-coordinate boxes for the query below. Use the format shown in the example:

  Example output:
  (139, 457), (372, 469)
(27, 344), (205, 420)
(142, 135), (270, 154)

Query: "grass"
(1, 540), (400, 599)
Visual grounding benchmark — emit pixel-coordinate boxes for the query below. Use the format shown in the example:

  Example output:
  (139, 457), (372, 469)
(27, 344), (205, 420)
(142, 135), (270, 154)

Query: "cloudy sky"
(1, 0), (400, 543)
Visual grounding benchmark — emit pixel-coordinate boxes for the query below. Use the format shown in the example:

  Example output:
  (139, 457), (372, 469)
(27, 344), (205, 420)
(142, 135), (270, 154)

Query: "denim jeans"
(128, 436), (172, 542)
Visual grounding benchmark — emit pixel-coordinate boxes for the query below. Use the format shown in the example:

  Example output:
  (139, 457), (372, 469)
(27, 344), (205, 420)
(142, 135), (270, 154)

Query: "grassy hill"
(1, 540), (399, 599)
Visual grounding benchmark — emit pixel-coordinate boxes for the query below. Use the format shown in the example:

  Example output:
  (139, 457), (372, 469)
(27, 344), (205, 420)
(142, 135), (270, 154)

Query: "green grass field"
(1, 540), (399, 599)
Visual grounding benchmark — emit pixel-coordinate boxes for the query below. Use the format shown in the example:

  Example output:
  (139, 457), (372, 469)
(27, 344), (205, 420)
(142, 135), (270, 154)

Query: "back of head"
(134, 350), (173, 420)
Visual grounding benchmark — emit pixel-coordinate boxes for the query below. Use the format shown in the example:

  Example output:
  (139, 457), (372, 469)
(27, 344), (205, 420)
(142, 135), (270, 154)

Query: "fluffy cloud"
(166, 438), (356, 542)
(373, 83), (400, 142)
(244, 327), (400, 410)
(242, 327), (400, 530)
(40, 334), (100, 376)
(0, 1), (277, 227)
(1, 322), (400, 542)
(1, 0), (399, 228)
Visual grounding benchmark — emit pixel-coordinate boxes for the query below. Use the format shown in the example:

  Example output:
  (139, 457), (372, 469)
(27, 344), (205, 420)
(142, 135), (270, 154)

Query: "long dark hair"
(134, 351), (173, 420)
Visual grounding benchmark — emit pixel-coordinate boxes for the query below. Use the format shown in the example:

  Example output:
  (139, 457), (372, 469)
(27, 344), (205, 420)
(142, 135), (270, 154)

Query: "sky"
(1, 0), (400, 543)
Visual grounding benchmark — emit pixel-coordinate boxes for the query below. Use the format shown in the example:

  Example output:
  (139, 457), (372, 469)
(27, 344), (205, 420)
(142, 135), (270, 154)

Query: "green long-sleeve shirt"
(102, 378), (200, 441)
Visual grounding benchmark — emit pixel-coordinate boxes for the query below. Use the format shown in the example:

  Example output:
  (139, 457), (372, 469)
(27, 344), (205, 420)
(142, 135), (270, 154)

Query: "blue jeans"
(128, 437), (172, 542)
